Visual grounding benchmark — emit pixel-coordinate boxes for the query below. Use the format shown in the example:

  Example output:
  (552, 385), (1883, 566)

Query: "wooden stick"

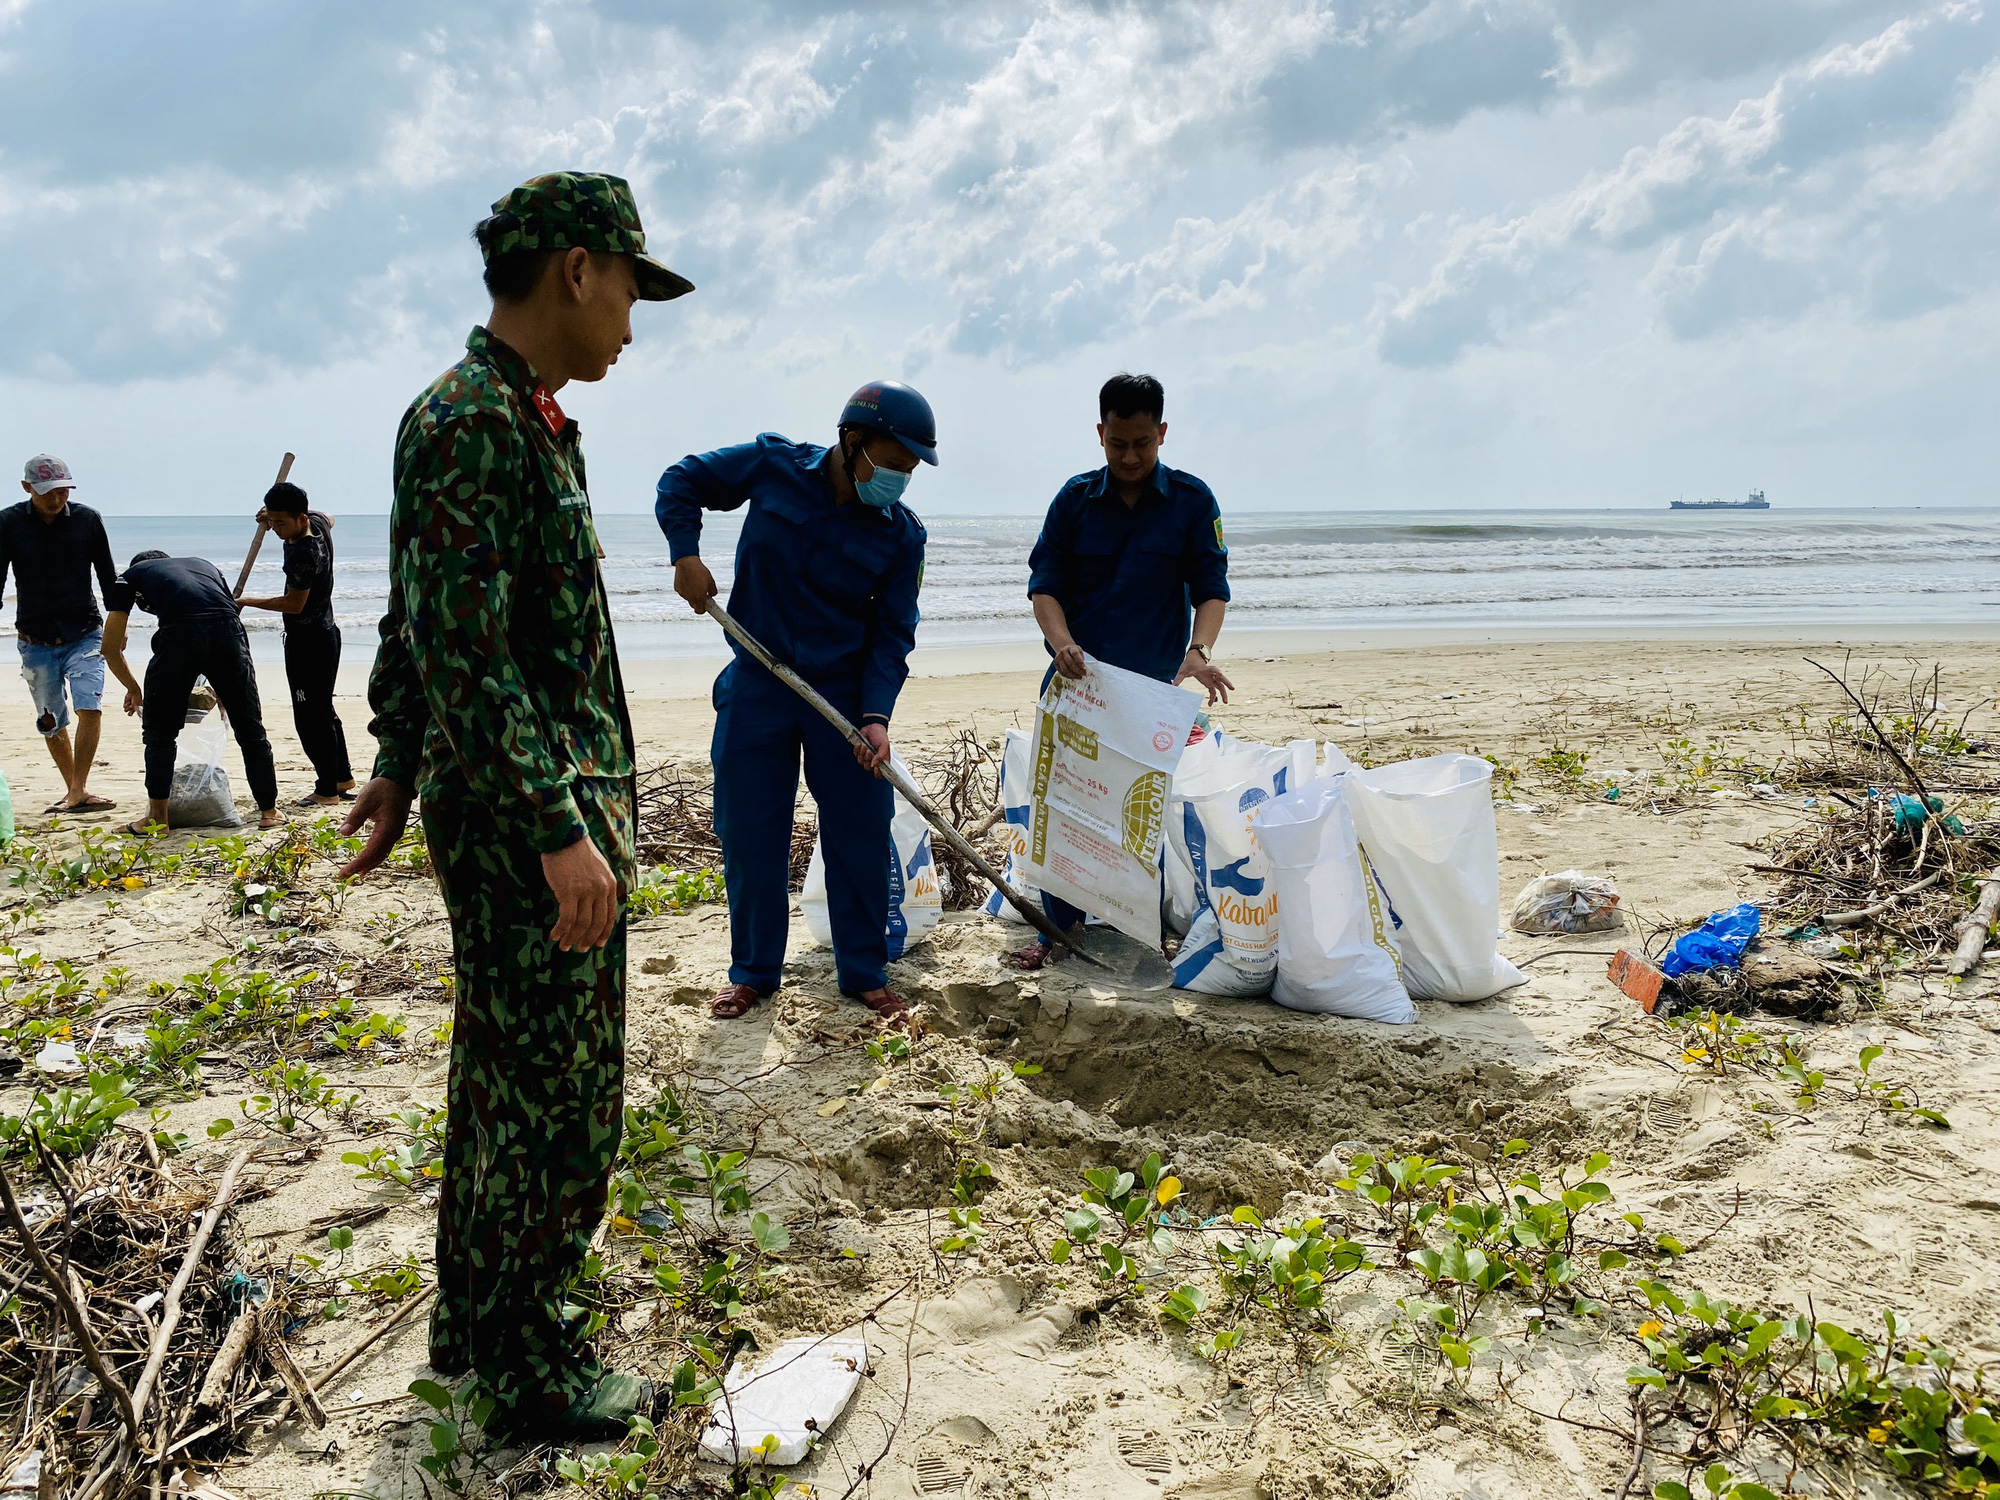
(1823, 870), (1947, 927)
(1947, 867), (2000, 976)
(0, 1164), (141, 1438)
(1805, 658), (1942, 821)
(128, 1145), (254, 1436)
(703, 598), (1102, 965)
(269, 1284), (433, 1428)
(232, 452), (295, 598)
(258, 1316), (327, 1429)
(193, 1312), (257, 1409)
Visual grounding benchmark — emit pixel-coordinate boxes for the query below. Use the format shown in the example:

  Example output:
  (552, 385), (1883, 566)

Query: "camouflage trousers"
(423, 778), (631, 1427)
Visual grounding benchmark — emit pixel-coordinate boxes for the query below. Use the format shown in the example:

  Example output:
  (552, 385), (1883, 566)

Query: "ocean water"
(41, 507), (2000, 664)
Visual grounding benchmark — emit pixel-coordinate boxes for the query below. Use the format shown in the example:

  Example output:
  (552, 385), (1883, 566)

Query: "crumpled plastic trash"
(1661, 903), (1762, 977)
(1888, 792), (1964, 837)
(1511, 871), (1623, 934)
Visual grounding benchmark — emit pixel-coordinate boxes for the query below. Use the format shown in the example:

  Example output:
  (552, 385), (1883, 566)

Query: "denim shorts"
(18, 631), (106, 737)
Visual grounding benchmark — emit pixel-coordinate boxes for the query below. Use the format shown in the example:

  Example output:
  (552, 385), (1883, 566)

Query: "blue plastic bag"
(1661, 903), (1761, 977)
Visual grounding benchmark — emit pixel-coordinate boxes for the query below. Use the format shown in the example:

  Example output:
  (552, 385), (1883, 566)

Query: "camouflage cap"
(481, 172), (694, 302)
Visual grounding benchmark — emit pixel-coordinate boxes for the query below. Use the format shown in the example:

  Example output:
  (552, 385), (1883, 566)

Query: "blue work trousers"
(711, 662), (893, 994)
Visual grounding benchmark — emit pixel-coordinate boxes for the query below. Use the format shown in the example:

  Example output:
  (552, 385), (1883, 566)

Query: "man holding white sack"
(1014, 372), (1233, 969)
(658, 381), (933, 1026)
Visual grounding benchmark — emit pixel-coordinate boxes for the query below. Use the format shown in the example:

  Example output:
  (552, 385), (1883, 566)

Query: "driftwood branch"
(128, 1144), (254, 1434)
(259, 1314), (327, 1429)
(0, 1163), (142, 1438)
(1823, 869), (1948, 927)
(1947, 867), (2000, 977)
(195, 1312), (258, 1410)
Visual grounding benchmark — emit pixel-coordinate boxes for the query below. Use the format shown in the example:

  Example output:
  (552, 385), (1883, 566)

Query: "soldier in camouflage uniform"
(340, 172), (692, 1444)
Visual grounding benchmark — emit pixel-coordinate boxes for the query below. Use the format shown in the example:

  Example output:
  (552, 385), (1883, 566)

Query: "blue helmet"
(838, 380), (938, 466)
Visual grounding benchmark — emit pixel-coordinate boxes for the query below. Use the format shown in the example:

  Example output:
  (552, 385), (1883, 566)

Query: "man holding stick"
(338, 173), (691, 1445)
(236, 480), (356, 805)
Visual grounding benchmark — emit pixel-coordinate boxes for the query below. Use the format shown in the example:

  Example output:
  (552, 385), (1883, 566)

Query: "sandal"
(122, 819), (163, 838)
(711, 983), (766, 1020)
(843, 987), (913, 1027)
(59, 793), (117, 812)
(1007, 939), (1058, 972)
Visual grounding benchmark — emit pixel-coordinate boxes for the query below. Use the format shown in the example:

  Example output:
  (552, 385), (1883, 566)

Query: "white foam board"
(698, 1336), (871, 1466)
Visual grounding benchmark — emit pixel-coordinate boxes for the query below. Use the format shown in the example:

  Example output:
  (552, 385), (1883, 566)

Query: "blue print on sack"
(1210, 854), (1265, 898)
(905, 837), (933, 879)
(1238, 785), (1270, 814)
(1369, 860), (1404, 931)
(1183, 802), (1213, 913)
(1173, 931), (1226, 986)
(885, 841), (909, 960)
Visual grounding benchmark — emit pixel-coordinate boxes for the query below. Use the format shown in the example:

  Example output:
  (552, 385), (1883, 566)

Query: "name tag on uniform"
(556, 490), (589, 511)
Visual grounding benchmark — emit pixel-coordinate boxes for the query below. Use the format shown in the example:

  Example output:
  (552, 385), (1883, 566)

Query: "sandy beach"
(4, 632), (1997, 1500)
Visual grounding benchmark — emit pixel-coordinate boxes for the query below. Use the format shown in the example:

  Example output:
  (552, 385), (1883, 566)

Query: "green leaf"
(751, 1212), (790, 1253)
(206, 1117), (235, 1138)
(1651, 1487), (1692, 1500)
(1230, 1205), (1263, 1226)
(1859, 1044), (1884, 1073)
(1050, 1238), (1072, 1264)
(327, 1225), (354, 1252)
(408, 1378), (454, 1412)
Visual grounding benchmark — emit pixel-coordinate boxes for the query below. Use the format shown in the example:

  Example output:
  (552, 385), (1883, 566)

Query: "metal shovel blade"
(1062, 927), (1174, 993)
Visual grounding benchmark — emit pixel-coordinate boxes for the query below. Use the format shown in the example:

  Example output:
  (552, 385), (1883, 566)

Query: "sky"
(1, 0), (1996, 517)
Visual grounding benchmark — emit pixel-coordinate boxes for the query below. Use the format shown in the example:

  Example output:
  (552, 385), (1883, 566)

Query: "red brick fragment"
(1607, 949), (1665, 1012)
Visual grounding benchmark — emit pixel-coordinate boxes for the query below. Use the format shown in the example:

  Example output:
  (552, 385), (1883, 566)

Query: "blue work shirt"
(655, 434), (927, 722)
(1026, 461), (1231, 684)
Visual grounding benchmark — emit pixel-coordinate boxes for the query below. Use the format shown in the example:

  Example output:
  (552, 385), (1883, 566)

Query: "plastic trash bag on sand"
(1511, 871), (1622, 934)
(1343, 753), (1523, 1003)
(1168, 733), (1316, 996)
(168, 711), (241, 828)
(1661, 903), (1760, 977)
(804, 754), (942, 959)
(1253, 775), (1413, 1023)
(983, 727), (1050, 924)
(1020, 658), (1200, 949)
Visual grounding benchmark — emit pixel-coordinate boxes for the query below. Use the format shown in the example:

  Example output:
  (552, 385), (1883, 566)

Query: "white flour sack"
(803, 755), (943, 960)
(1021, 658), (1200, 949)
(982, 727), (1050, 924)
(1343, 753), (1526, 1003)
(1252, 775), (1413, 1023)
(1168, 734), (1318, 996)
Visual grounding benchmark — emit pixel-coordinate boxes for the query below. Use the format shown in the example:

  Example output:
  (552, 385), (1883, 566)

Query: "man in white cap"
(0, 456), (119, 812)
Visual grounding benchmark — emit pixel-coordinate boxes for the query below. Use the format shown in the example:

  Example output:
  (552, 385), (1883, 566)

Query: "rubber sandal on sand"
(711, 984), (765, 1020)
(1007, 940), (1057, 972)
(843, 987), (913, 1027)
(122, 820), (160, 838)
(64, 794), (116, 812)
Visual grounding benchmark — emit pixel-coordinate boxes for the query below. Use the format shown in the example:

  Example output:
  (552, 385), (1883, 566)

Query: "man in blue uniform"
(658, 381), (933, 1025)
(1014, 372), (1233, 970)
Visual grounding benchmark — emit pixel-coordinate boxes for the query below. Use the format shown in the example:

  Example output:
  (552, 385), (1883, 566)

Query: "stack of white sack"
(1252, 774), (1412, 1022)
(802, 753), (943, 959)
(1331, 748), (1526, 1004)
(982, 727), (1050, 924)
(1163, 732), (1317, 995)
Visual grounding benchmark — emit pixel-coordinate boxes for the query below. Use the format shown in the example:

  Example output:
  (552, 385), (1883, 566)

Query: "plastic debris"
(1749, 782), (1779, 800)
(1660, 903), (1762, 978)
(1511, 871), (1622, 934)
(33, 1040), (80, 1075)
(1888, 793), (1964, 836)
(700, 1336), (871, 1465)
(1, 1451), (40, 1495)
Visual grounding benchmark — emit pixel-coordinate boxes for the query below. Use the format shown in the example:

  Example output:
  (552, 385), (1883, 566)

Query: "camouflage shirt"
(368, 327), (634, 867)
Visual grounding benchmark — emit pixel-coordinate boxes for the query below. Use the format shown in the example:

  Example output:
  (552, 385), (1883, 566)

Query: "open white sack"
(982, 727), (1049, 924)
(1343, 753), (1525, 1003)
(167, 710), (240, 828)
(1020, 658), (1200, 949)
(1167, 733), (1316, 996)
(802, 754), (942, 960)
(1253, 776), (1413, 1023)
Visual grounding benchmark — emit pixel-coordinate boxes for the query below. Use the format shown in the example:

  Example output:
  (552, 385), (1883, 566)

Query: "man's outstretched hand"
(337, 777), (415, 880)
(543, 835), (620, 951)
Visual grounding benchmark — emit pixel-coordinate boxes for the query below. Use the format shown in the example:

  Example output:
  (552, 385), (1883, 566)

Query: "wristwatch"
(1190, 642), (1213, 664)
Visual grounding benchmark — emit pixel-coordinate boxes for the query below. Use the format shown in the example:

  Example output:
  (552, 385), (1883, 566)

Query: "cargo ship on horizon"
(1671, 490), (1769, 510)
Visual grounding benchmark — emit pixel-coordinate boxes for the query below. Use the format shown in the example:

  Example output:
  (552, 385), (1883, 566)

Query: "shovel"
(702, 599), (1172, 991)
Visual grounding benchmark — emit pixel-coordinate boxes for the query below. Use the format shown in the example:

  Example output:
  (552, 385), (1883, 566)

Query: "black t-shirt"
(104, 556), (239, 625)
(281, 511), (336, 633)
